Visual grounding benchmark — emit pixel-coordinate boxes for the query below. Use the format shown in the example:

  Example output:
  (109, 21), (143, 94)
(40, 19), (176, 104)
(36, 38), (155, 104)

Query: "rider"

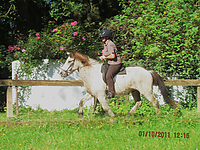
(99, 29), (122, 99)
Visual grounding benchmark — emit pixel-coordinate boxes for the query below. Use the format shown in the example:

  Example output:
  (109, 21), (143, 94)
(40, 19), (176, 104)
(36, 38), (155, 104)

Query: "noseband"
(63, 57), (76, 75)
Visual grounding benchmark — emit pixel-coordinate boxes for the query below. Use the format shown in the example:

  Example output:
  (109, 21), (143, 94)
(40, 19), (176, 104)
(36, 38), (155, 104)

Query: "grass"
(0, 103), (200, 150)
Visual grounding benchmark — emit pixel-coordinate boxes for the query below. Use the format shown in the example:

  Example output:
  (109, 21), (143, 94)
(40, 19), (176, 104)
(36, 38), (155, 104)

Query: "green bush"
(94, 94), (185, 117)
(96, 0), (199, 107)
(102, 0), (200, 79)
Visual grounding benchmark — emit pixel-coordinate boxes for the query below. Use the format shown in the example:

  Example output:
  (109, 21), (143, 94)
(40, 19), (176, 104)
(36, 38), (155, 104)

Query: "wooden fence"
(0, 79), (200, 117)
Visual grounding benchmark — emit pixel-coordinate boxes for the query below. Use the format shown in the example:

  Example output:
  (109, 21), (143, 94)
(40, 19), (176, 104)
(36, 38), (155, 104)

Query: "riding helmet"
(99, 29), (112, 38)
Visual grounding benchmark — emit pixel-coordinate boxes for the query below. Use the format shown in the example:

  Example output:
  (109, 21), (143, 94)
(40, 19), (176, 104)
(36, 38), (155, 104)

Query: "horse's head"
(60, 51), (91, 77)
(60, 52), (77, 77)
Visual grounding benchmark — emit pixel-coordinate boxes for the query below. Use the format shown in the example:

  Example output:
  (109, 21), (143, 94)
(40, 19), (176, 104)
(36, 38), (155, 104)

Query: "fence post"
(15, 74), (18, 116)
(197, 87), (200, 112)
(7, 86), (13, 117)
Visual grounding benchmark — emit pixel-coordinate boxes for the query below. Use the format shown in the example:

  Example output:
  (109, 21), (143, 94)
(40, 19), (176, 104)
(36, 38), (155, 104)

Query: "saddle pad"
(101, 63), (126, 84)
(118, 65), (126, 75)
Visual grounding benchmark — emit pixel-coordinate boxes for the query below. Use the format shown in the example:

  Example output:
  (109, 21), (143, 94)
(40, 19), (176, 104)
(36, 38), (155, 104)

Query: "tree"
(0, 0), (52, 111)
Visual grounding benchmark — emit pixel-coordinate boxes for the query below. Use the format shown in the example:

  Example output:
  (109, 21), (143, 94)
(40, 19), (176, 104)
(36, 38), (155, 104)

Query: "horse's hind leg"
(128, 90), (142, 115)
(143, 91), (159, 112)
(78, 93), (93, 117)
(93, 97), (99, 112)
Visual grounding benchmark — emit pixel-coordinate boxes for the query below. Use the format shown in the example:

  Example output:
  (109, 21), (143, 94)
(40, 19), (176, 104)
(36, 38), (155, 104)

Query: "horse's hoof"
(107, 92), (115, 99)
(127, 111), (133, 116)
(78, 112), (83, 118)
(110, 118), (115, 123)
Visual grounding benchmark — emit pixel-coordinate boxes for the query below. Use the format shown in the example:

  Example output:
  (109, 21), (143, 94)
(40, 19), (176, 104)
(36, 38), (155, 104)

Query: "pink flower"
(53, 28), (57, 32)
(73, 32), (78, 36)
(49, 21), (52, 23)
(7, 46), (15, 52)
(36, 33), (39, 36)
(94, 51), (97, 53)
(7, 45), (20, 52)
(37, 36), (41, 39)
(102, 50), (104, 53)
(82, 37), (86, 41)
(98, 53), (101, 55)
(21, 49), (26, 52)
(71, 21), (77, 26)
(60, 47), (65, 50)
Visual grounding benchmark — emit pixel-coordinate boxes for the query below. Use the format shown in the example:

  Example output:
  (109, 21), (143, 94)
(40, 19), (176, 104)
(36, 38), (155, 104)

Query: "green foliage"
(50, 1), (83, 21)
(102, 0), (200, 79)
(49, 0), (121, 28)
(94, 94), (187, 117)
(96, 0), (200, 107)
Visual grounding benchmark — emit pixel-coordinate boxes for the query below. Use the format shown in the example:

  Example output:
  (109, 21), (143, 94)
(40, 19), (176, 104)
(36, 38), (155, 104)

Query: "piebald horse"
(60, 51), (177, 117)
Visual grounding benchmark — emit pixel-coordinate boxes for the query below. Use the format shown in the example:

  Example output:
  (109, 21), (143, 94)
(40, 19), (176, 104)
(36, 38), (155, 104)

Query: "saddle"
(101, 63), (126, 84)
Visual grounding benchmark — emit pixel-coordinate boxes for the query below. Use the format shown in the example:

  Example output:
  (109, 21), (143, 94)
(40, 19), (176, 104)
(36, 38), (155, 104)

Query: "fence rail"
(0, 80), (84, 87)
(1, 79), (200, 117)
(1, 79), (200, 87)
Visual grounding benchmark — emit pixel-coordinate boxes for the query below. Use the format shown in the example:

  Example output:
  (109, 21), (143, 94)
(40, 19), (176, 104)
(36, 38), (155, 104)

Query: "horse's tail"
(149, 70), (177, 108)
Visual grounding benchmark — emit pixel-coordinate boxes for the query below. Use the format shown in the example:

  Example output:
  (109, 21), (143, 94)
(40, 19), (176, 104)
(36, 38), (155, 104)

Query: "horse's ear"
(67, 51), (74, 58)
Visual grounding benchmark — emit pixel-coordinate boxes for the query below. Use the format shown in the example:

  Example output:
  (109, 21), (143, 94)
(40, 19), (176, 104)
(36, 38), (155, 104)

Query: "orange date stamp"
(139, 131), (189, 138)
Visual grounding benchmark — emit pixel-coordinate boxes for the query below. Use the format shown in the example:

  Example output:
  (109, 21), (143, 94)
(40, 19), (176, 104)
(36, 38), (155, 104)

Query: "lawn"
(0, 104), (200, 150)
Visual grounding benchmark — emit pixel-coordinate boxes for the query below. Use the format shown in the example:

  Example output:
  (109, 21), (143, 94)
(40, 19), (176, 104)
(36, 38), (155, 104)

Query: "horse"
(59, 51), (177, 117)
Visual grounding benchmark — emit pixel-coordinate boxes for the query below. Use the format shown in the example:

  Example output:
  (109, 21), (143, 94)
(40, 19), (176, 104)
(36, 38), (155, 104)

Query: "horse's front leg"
(78, 93), (93, 117)
(98, 94), (115, 117)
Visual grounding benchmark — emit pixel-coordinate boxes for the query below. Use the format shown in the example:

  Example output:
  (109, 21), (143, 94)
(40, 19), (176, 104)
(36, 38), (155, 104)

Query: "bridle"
(62, 57), (76, 75)
(61, 55), (98, 76)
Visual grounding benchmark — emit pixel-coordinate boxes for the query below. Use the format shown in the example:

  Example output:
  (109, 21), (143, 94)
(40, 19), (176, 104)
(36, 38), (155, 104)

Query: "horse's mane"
(73, 51), (91, 66)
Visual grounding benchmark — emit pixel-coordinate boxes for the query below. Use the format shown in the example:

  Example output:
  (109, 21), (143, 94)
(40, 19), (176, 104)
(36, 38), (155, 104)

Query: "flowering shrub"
(7, 45), (20, 52)
(7, 20), (102, 79)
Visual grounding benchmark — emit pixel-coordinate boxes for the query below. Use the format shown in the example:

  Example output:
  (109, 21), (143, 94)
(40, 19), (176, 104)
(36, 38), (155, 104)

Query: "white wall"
(12, 59), (93, 111)
(12, 59), (183, 111)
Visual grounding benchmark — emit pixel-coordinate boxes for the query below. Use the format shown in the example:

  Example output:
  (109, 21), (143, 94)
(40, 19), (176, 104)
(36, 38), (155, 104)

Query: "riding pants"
(106, 64), (121, 94)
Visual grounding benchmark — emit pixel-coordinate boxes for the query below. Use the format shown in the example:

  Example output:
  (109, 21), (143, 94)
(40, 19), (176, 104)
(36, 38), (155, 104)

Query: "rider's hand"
(99, 56), (105, 60)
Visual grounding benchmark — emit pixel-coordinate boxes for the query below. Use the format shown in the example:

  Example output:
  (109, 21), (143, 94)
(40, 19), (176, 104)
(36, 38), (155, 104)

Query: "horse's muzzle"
(59, 70), (68, 77)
